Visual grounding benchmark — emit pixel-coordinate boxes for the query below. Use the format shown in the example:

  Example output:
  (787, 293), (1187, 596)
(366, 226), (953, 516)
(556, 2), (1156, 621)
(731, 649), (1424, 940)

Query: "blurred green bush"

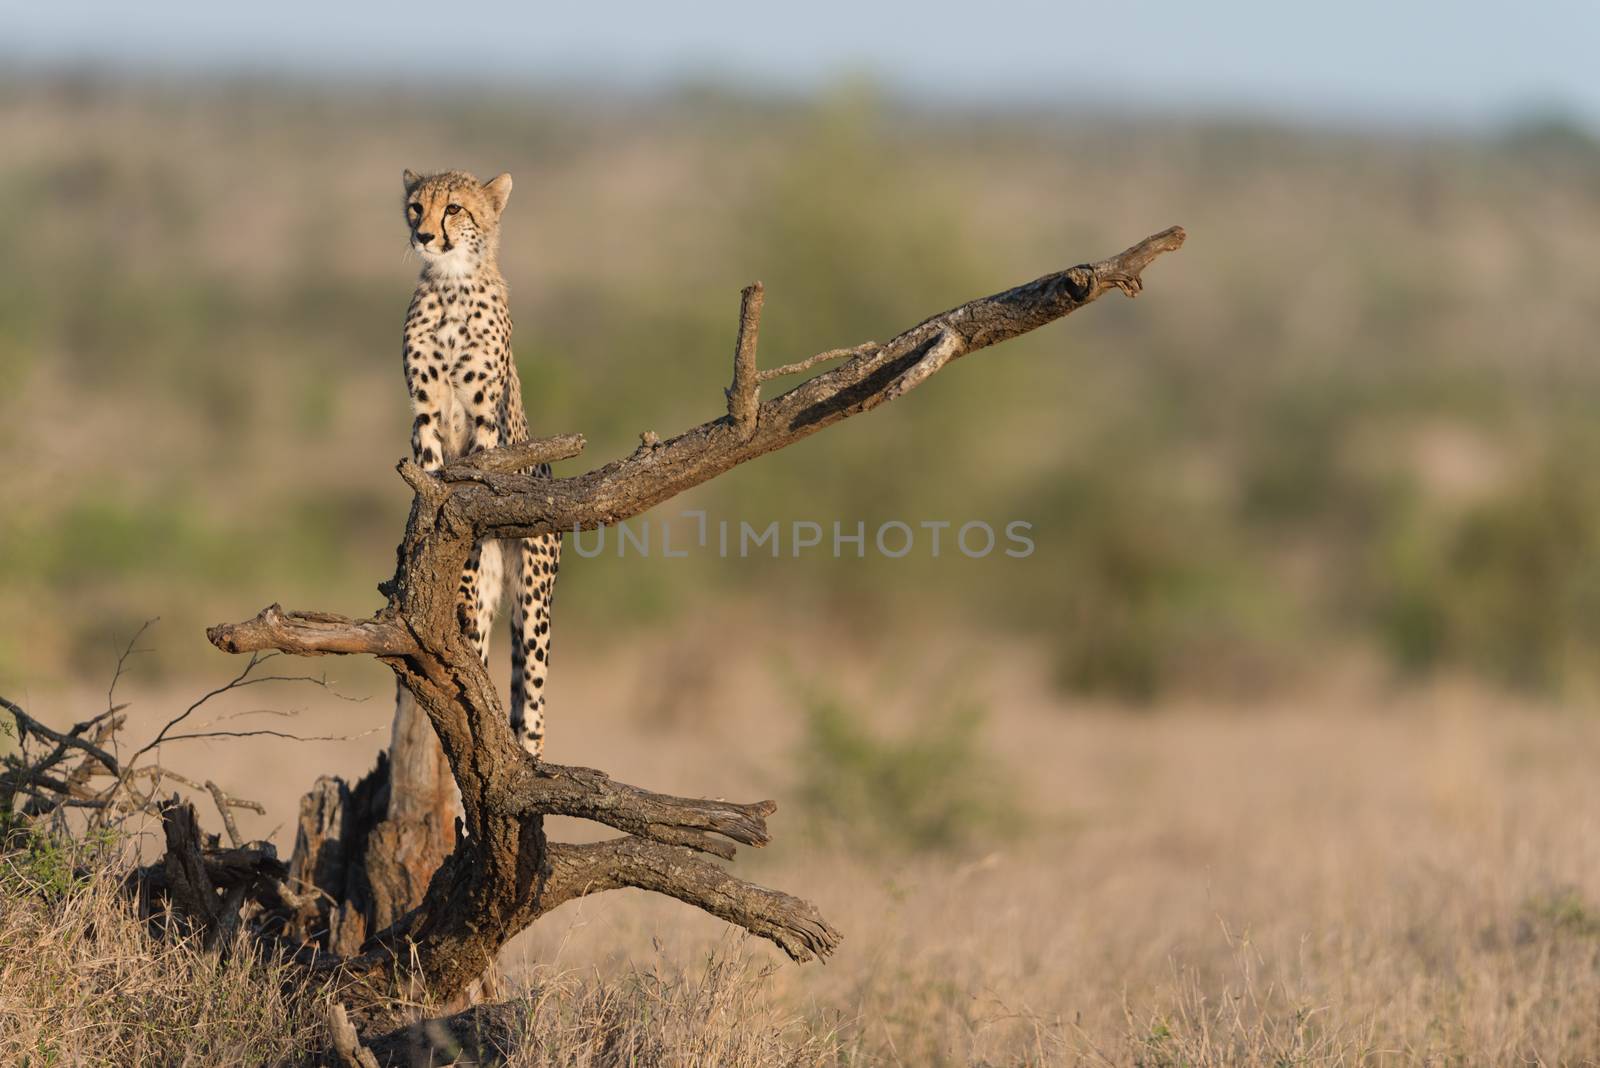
(3, 78), (1600, 701)
(791, 683), (1019, 853)
(1372, 449), (1600, 693)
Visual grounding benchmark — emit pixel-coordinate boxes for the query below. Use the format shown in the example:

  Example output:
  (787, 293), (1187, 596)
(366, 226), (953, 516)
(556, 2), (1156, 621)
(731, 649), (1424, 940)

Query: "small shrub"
(1520, 887), (1600, 940)
(791, 684), (1020, 853)
(1, 829), (89, 902)
(1370, 453), (1600, 693)
(1029, 459), (1278, 703)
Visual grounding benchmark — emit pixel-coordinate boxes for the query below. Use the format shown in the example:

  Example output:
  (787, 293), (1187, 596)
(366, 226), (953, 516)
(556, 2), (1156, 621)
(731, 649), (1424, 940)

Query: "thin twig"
(158, 727), (379, 745)
(0, 696), (121, 776)
(106, 619), (156, 718)
(125, 653), (351, 767)
(205, 780), (244, 847)
(1, 652), (351, 825)
(112, 766), (266, 812)
(756, 341), (880, 383)
(12, 787), (111, 810)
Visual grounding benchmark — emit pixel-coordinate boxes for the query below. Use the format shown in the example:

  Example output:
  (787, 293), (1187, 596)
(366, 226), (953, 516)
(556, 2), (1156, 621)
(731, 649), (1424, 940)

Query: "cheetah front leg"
(405, 345), (450, 473)
(455, 375), (507, 668)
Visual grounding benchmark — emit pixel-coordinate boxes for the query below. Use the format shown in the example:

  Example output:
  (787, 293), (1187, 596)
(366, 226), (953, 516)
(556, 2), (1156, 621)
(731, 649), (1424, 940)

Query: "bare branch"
(97, 765), (265, 813)
(206, 605), (419, 659)
(7, 710), (126, 824)
(328, 1003), (382, 1068)
(1, 691), (279, 828)
(456, 226), (1187, 541)
(1081, 225), (1187, 298)
(440, 432), (587, 479)
(2, 655), (352, 827)
(543, 838), (841, 963)
(514, 762), (775, 860)
(8, 757), (109, 819)
(12, 789), (111, 812)
(726, 281), (765, 437)
(396, 457), (445, 501)
(1, 696), (121, 777)
(882, 328), (959, 404)
(206, 780), (244, 847)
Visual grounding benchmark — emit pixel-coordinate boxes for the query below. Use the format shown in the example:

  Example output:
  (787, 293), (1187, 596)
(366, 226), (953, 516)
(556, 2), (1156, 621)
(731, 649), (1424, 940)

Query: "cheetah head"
(402, 169), (513, 276)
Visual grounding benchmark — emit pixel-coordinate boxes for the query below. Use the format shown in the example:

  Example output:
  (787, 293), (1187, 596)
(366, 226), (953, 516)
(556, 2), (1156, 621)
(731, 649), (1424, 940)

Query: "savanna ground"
(10, 638), (1600, 1065)
(5, 77), (1600, 1064)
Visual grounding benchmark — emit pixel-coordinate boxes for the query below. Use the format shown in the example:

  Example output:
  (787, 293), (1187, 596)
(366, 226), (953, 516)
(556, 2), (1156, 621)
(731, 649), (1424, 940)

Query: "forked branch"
(449, 226), (1188, 541)
(543, 838), (840, 963)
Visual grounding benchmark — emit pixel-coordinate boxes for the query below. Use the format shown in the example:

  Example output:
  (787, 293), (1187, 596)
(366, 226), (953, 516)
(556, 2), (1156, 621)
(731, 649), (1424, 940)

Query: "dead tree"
(199, 226), (1185, 1024)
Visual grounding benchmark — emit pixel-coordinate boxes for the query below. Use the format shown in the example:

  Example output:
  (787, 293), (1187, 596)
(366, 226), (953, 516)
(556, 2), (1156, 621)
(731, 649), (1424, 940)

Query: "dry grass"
(499, 949), (841, 1068)
(498, 635), (1600, 1067)
(13, 626), (1600, 1065)
(0, 836), (323, 1066)
(10, 680), (1600, 1065)
(16, 620), (1600, 1065)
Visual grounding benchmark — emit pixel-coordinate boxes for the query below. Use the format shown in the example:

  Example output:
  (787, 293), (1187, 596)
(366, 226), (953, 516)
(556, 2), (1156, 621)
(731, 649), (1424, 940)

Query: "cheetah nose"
(415, 232), (436, 246)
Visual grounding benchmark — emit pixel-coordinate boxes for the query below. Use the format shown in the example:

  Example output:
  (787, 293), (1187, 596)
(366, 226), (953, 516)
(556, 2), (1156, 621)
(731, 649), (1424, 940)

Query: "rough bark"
(138, 798), (290, 953)
(726, 281), (766, 436)
(199, 227), (1184, 1029)
(367, 687), (456, 929)
(282, 759), (395, 956)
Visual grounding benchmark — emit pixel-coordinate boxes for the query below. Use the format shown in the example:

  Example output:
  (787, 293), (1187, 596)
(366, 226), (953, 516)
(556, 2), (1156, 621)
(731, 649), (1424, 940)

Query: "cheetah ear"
(481, 172), (513, 216)
(403, 168), (422, 192)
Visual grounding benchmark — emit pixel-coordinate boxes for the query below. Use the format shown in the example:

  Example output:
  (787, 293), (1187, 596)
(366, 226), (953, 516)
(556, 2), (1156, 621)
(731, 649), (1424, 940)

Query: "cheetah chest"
(417, 286), (509, 458)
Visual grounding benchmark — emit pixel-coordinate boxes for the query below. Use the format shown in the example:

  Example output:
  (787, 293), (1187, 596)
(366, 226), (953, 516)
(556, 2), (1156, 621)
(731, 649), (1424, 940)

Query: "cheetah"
(400, 168), (559, 758)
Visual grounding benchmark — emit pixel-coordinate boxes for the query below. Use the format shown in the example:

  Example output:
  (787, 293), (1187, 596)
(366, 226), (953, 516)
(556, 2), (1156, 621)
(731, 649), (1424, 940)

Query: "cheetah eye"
(445, 204), (462, 215)
(408, 203), (421, 215)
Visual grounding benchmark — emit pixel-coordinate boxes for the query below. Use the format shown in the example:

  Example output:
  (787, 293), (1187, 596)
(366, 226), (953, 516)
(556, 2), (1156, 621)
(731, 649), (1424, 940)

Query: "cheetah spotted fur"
(401, 168), (559, 758)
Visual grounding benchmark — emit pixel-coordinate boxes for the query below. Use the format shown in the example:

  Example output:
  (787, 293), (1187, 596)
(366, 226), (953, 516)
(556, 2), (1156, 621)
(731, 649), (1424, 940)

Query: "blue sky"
(8, 1), (1599, 127)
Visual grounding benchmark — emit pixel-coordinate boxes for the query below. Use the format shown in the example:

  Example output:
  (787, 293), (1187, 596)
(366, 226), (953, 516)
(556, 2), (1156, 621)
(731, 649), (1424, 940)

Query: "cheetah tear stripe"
(402, 168), (560, 758)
